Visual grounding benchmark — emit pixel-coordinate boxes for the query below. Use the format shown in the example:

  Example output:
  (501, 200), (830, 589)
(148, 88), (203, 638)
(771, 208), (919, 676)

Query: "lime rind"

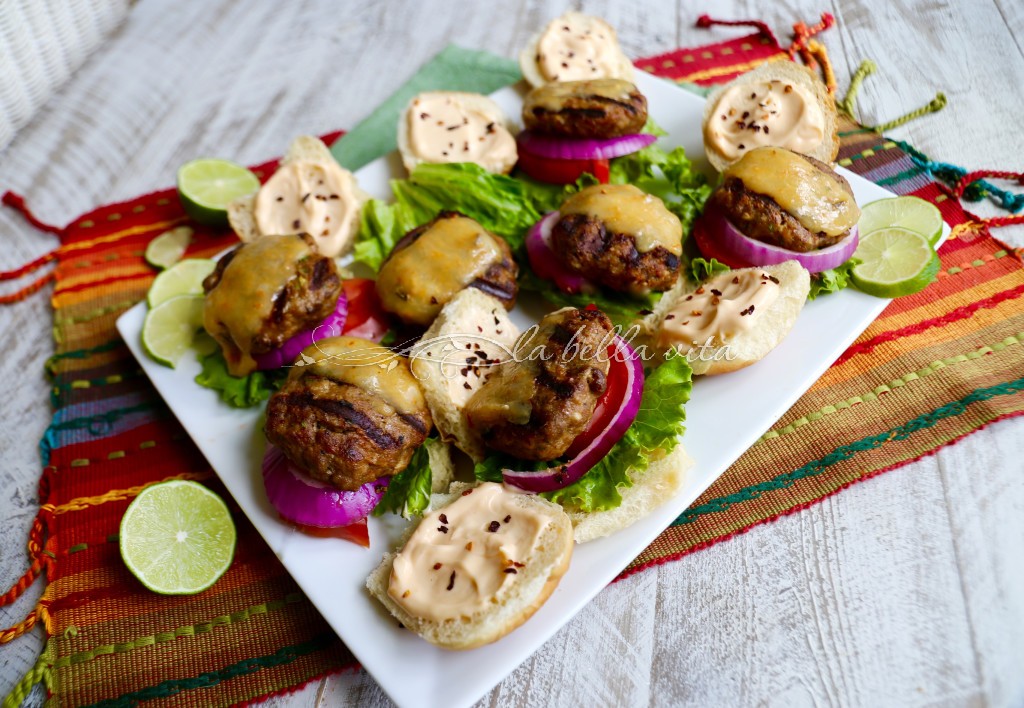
(147, 258), (216, 308)
(859, 196), (944, 246)
(120, 480), (236, 595)
(141, 294), (205, 368)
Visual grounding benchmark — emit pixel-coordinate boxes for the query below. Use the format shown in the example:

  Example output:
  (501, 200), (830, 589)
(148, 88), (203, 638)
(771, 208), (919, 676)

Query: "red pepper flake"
(720, 115), (726, 121)
(513, 561), (525, 568)
(682, 320), (690, 325)
(441, 151), (448, 156)
(768, 274), (780, 284)
(461, 489), (473, 496)
(738, 144), (746, 150)
(446, 571), (456, 591)
(685, 295), (693, 301)
(665, 314), (675, 320)
(741, 305), (755, 316)
(741, 111), (749, 120)
(433, 562), (442, 570)
(437, 525), (449, 533)
(638, 308), (653, 315)
(732, 276), (740, 284)
(750, 92), (756, 99)
(420, 112), (429, 119)
(275, 195), (283, 202)
(446, 124), (460, 131)
(439, 513), (448, 524)
(711, 296), (721, 305)
(329, 194), (340, 200)
(503, 515), (511, 523)
(488, 521), (500, 532)
(496, 329), (502, 335)
(784, 85), (793, 93)
(764, 126), (770, 135)
(503, 568), (518, 574)
(486, 122), (496, 134)
(465, 542), (473, 551)
(292, 219), (300, 230)
(695, 287), (705, 294)
(711, 289), (722, 296)
(691, 310), (702, 316)
(429, 296), (438, 305)
(463, 382), (471, 390)
(402, 589), (410, 598)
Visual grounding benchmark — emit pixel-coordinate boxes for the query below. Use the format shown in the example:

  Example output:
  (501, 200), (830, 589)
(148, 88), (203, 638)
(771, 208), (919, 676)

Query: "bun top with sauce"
(519, 12), (634, 88)
(701, 61), (839, 172)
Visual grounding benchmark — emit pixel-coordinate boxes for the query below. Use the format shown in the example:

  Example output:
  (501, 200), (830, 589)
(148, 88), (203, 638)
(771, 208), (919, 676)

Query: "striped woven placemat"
(3, 19), (1023, 707)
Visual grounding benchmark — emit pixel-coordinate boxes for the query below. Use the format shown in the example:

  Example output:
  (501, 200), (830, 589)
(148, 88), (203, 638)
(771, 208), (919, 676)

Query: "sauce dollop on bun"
(519, 12), (634, 88)
(702, 61), (839, 172)
(398, 92), (517, 174)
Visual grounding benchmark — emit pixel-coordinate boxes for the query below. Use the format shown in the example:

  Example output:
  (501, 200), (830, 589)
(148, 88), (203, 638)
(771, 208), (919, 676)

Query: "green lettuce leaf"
(353, 198), (419, 271)
(194, 348), (285, 408)
(688, 257), (731, 283)
(372, 438), (439, 519)
(473, 356), (693, 513)
(809, 257), (861, 300)
(517, 267), (662, 327)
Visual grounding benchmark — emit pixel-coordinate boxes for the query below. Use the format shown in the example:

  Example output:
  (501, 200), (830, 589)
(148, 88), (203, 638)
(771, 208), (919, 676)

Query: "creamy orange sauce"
(406, 93), (516, 174)
(658, 269), (781, 354)
(388, 483), (550, 623)
(376, 215), (506, 326)
(298, 336), (425, 416)
(705, 79), (825, 162)
(560, 184), (683, 255)
(724, 147), (860, 236)
(253, 160), (359, 257)
(536, 13), (624, 82)
(203, 235), (311, 377)
(525, 78), (635, 112)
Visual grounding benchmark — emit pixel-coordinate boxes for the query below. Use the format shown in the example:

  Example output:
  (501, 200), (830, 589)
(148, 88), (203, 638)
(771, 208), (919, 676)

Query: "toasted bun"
(410, 289), (520, 462)
(366, 482), (574, 650)
(226, 135), (368, 255)
(396, 92), (517, 175)
(566, 444), (693, 544)
(519, 12), (634, 89)
(642, 260), (810, 376)
(702, 61), (839, 172)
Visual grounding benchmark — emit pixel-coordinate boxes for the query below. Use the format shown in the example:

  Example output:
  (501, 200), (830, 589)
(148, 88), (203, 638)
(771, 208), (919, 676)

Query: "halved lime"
(120, 480), (236, 595)
(145, 226), (193, 269)
(858, 196), (944, 245)
(851, 227), (940, 298)
(147, 258), (216, 308)
(177, 158), (260, 226)
(142, 294), (205, 367)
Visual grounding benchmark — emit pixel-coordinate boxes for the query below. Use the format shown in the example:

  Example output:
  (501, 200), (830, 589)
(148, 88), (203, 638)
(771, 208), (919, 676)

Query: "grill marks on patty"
(265, 376), (431, 491)
(523, 79), (648, 139)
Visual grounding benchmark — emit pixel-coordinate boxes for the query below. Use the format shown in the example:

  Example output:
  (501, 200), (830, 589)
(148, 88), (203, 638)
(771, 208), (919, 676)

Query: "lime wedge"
(177, 158), (260, 226)
(858, 196), (944, 245)
(120, 480), (236, 595)
(851, 227), (940, 298)
(145, 226), (193, 269)
(147, 258), (216, 308)
(142, 294), (205, 367)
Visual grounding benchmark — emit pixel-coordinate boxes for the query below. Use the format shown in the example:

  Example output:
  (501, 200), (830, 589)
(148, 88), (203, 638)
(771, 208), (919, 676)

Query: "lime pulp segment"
(145, 226), (193, 270)
(851, 227), (940, 298)
(147, 258), (216, 308)
(177, 158), (259, 225)
(141, 294), (205, 368)
(119, 480), (236, 595)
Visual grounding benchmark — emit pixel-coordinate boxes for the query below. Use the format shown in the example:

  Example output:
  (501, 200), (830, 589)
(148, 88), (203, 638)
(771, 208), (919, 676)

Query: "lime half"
(145, 226), (194, 270)
(120, 480), (236, 595)
(859, 196), (944, 245)
(852, 227), (940, 298)
(142, 294), (205, 367)
(177, 158), (260, 226)
(147, 258), (216, 308)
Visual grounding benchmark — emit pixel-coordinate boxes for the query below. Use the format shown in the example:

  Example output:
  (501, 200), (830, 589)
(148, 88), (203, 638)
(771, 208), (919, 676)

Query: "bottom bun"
(567, 444), (694, 544)
(366, 483), (574, 650)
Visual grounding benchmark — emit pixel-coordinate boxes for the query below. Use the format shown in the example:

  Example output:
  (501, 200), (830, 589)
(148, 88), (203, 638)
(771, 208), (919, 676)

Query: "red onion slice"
(502, 335), (644, 493)
(254, 290), (348, 370)
(526, 211), (597, 295)
(517, 131), (657, 161)
(261, 444), (388, 527)
(711, 208), (860, 274)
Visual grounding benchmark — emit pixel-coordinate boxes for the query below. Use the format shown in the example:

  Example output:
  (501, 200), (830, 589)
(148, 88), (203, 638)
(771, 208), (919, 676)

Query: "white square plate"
(117, 71), (945, 708)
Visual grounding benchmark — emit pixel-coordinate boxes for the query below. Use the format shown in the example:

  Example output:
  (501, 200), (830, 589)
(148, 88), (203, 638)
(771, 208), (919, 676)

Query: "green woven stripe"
(673, 376), (1024, 526)
(82, 632), (336, 708)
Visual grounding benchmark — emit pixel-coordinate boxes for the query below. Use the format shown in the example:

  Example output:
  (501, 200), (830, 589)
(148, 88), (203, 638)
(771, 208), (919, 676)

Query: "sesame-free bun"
(366, 482), (574, 650)
(409, 289), (520, 462)
(396, 92), (517, 175)
(519, 12), (634, 89)
(566, 444), (694, 544)
(641, 260), (811, 376)
(227, 135), (368, 256)
(702, 61), (839, 173)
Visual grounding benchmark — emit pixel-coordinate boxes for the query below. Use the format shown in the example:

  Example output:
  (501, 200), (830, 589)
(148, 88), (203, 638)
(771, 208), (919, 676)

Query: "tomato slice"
(289, 517), (370, 547)
(341, 278), (391, 342)
(692, 210), (753, 270)
(564, 341), (630, 458)
(517, 149), (610, 185)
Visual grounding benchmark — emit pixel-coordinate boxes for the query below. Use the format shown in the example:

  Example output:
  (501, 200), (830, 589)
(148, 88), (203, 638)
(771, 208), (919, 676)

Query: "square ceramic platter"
(118, 70), (947, 708)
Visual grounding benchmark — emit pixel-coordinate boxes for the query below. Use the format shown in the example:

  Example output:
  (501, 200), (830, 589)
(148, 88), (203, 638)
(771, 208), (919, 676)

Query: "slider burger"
(516, 78), (654, 185)
(397, 92), (518, 175)
(260, 336), (442, 543)
(693, 146), (862, 275)
(527, 183), (683, 295)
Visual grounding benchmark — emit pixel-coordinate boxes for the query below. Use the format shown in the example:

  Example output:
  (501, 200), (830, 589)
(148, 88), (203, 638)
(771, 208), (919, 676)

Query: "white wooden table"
(2, 1), (1023, 706)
